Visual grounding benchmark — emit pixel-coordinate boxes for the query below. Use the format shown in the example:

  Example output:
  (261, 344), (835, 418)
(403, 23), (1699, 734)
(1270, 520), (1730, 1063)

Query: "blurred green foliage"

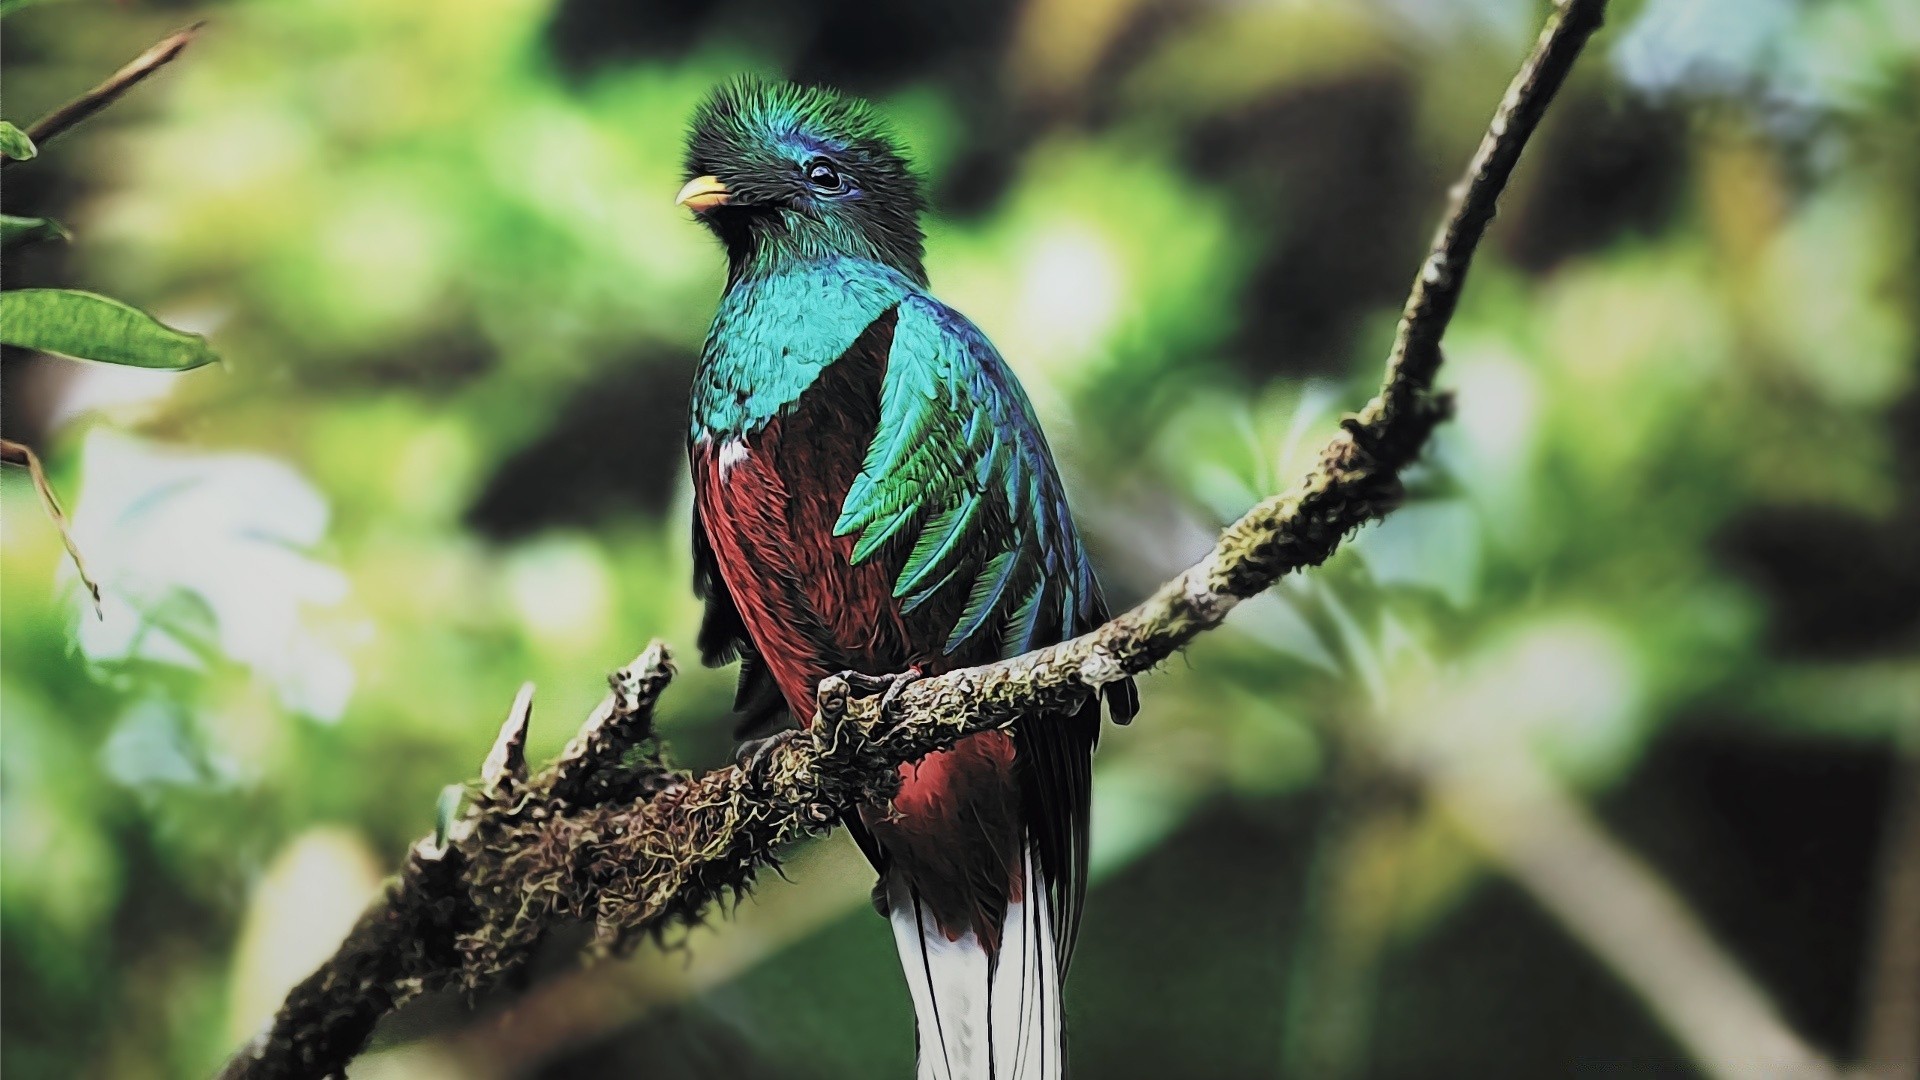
(2, 1), (1917, 1078)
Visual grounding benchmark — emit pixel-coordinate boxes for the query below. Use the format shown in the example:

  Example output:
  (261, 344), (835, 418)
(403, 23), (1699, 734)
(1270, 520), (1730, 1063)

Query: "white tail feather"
(887, 845), (1063, 1080)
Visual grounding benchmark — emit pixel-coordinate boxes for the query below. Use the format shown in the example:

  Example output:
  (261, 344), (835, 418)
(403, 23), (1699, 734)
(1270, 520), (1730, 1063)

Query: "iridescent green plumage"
(835, 291), (1108, 659)
(682, 77), (1135, 1080)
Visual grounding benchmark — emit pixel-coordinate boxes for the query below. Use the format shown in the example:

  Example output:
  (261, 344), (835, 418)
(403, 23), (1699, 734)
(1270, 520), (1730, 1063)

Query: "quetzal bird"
(680, 79), (1137, 1080)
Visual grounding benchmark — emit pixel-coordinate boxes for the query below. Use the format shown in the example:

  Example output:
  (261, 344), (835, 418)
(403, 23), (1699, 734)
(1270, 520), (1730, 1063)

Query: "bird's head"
(680, 78), (927, 283)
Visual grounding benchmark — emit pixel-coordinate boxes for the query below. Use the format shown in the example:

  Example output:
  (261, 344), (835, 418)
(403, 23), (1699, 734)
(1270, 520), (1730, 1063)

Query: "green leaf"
(0, 121), (37, 161)
(0, 289), (218, 370)
(1, 214), (70, 250)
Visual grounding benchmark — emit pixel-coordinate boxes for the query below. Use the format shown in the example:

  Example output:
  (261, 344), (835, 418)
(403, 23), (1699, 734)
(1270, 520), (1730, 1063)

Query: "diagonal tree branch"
(217, 644), (685, 1080)
(1411, 737), (1842, 1079)
(214, 2), (1610, 1077)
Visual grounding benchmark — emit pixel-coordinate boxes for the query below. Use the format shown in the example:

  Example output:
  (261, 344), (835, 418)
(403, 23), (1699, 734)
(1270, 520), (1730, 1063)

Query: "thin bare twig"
(214, 3), (1610, 1077)
(0, 437), (101, 612)
(4, 21), (204, 165)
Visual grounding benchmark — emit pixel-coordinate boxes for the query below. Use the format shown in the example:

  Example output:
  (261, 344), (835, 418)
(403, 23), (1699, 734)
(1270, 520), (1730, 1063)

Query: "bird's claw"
(734, 728), (799, 779)
(840, 666), (924, 720)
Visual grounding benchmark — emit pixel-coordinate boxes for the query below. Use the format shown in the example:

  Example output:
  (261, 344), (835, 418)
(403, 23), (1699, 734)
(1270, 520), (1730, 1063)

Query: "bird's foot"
(840, 666), (924, 720)
(870, 878), (892, 918)
(734, 727), (799, 780)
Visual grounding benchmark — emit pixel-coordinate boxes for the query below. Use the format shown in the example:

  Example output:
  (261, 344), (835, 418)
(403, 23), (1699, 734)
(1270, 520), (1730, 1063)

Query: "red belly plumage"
(691, 350), (1024, 941)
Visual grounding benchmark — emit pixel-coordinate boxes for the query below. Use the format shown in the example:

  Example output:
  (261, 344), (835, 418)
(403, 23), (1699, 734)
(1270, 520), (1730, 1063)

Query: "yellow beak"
(675, 175), (731, 212)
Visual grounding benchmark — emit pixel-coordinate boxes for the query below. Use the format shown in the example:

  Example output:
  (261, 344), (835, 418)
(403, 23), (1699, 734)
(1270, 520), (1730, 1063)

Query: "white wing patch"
(716, 436), (751, 476)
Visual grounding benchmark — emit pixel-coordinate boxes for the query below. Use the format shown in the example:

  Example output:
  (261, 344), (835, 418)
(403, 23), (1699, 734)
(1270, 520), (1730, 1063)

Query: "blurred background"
(3, 0), (1917, 1077)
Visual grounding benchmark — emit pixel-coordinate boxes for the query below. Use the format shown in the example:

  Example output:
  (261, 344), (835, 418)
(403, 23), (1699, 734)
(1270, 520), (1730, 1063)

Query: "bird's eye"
(804, 159), (846, 194)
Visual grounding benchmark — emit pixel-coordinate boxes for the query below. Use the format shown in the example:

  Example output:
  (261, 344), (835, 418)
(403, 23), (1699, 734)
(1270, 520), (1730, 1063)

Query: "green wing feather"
(833, 290), (1138, 714)
(834, 290), (1139, 975)
(834, 293), (1098, 658)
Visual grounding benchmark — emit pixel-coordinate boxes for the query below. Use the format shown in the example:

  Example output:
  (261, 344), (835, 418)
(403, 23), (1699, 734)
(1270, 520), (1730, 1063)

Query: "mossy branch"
(213, 2), (1608, 1077)
(216, 644), (687, 1080)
